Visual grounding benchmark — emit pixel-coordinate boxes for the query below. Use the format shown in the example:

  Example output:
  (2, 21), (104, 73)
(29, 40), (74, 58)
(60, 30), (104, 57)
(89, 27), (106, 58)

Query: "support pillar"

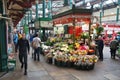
(100, 10), (102, 24)
(64, 0), (69, 6)
(116, 0), (120, 21)
(28, 12), (30, 24)
(69, 0), (73, 8)
(36, 0), (39, 20)
(30, 9), (33, 33)
(0, 0), (8, 72)
(100, 0), (103, 24)
(30, 10), (32, 22)
(48, 0), (52, 18)
(42, 0), (46, 18)
(25, 16), (27, 25)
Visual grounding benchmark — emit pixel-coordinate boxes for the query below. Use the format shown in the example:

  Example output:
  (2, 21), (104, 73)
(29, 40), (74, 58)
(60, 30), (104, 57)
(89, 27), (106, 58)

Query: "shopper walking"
(110, 38), (119, 59)
(16, 33), (30, 75)
(13, 31), (18, 52)
(96, 36), (104, 61)
(32, 34), (41, 61)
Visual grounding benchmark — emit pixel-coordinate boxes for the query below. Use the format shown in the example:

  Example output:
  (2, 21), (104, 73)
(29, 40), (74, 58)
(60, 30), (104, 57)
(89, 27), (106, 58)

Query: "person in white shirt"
(32, 34), (41, 61)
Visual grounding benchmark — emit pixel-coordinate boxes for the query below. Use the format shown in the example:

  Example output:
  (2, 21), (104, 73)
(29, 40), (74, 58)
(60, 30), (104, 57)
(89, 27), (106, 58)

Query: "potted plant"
(95, 26), (104, 38)
(81, 32), (89, 44)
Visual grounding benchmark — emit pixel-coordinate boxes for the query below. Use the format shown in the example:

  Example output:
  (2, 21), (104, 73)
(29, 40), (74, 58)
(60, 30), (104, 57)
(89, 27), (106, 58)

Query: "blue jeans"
(34, 47), (40, 61)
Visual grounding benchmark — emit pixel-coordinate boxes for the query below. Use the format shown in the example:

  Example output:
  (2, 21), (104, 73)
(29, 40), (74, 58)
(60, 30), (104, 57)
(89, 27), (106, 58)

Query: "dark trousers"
(14, 43), (17, 52)
(98, 48), (103, 60)
(34, 47), (40, 61)
(110, 48), (117, 58)
(19, 52), (27, 71)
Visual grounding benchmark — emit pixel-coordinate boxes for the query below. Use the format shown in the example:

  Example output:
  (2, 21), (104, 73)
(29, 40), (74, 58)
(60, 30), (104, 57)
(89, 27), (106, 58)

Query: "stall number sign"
(40, 21), (53, 27)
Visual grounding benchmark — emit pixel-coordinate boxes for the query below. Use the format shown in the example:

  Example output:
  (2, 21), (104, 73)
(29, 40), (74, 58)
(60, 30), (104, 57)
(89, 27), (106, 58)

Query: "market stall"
(45, 40), (98, 70)
(43, 6), (98, 70)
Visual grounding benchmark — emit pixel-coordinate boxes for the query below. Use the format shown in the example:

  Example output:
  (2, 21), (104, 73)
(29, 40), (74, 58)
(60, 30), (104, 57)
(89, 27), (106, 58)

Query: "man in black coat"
(16, 33), (30, 75)
(96, 36), (104, 61)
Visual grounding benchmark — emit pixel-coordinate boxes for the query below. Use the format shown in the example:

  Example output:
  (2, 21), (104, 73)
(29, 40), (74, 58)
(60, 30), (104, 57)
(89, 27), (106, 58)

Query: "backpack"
(32, 39), (40, 49)
(110, 40), (118, 49)
(32, 41), (38, 49)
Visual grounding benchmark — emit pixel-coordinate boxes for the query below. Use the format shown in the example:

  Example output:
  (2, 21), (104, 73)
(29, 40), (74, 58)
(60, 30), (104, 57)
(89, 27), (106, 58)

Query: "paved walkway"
(1, 47), (120, 80)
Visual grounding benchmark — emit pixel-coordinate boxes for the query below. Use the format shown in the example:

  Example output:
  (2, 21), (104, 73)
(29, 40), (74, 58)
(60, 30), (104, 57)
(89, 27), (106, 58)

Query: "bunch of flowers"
(76, 55), (98, 65)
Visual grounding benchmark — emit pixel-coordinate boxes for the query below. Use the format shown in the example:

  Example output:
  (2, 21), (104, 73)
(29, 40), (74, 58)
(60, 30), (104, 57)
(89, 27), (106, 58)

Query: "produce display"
(8, 45), (16, 71)
(44, 40), (98, 70)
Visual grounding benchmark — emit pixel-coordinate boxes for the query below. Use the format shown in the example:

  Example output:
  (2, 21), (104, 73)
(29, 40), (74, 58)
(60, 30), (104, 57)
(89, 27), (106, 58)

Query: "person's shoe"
(24, 71), (27, 75)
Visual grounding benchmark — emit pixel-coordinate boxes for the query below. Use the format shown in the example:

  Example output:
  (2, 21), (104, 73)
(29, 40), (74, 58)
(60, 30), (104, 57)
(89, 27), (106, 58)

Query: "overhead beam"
(13, 0), (32, 8)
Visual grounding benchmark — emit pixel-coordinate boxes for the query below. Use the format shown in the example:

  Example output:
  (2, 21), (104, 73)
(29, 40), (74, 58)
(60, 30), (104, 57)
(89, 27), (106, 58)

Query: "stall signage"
(53, 14), (91, 25)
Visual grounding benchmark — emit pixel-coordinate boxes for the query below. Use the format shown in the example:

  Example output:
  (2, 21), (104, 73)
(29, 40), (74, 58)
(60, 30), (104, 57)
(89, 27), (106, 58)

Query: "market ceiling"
(7, 0), (36, 27)
(8, 0), (118, 27)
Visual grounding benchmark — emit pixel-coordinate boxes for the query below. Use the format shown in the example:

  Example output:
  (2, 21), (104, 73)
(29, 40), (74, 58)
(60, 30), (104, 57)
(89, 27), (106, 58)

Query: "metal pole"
(69, 0), (73, 8)
(48, 0), (52, 18)
(116, 0), (120, 22)
(64, 0), (68, 6)
(28, 12), (30, 25)
(100, 0), (103, 24)
(100, 10), (102, 24)
(2, 0), (5, 14)
(36, 0), (39, 20)
(21, 19), (23, 26)
(42, 0), (46, 18)
(72, 5), (75, 43)
(25, 16), (27, 25)
(116, 6), (119, 22)
(30, 9), (32, 21)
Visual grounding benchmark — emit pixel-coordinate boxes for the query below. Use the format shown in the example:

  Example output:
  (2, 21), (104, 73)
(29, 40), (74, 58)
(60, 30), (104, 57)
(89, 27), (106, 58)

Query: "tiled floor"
(1, 47), (120, 80)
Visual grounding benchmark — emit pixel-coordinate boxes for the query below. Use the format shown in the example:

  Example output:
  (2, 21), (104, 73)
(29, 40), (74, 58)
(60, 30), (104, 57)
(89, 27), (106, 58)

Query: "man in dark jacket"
(110, 38), (119, 59)
(96, 36), (104, 61)
(16, 33), (30, 75)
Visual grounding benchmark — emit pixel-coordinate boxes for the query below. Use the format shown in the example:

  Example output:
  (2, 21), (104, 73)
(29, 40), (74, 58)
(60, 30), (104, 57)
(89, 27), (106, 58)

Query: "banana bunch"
(78, 50), (87, 55)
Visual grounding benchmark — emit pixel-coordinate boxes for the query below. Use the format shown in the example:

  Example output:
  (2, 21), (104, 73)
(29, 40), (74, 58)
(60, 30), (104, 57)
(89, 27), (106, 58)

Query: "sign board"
(35, 18), (53, 28)
(40, 21), (53, 27)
